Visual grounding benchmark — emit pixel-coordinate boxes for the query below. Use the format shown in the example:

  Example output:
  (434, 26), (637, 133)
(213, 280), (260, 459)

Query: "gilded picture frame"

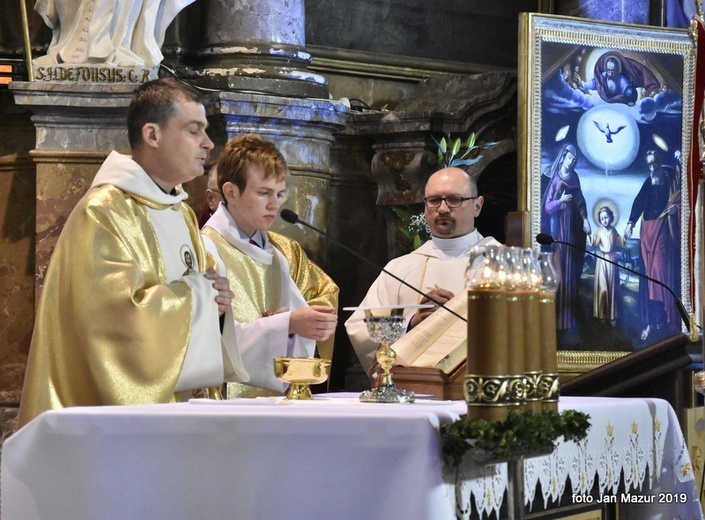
(517, 13), (695, 373)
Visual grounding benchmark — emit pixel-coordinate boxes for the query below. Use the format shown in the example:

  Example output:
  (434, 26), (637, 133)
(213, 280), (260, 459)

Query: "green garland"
(440, 409), (591, 469)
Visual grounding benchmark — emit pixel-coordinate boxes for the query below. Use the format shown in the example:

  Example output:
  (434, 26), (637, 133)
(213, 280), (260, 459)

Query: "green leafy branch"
(433, 132), (499, 169)
(440, 409), (591, 469)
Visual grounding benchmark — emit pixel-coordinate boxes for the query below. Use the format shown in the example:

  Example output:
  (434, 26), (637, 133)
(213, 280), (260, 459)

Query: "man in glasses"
(345, 167), (497, 376)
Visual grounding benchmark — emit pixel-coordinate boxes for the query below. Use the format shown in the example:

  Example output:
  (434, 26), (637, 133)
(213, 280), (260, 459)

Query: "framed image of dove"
(517, 13), (695, 371)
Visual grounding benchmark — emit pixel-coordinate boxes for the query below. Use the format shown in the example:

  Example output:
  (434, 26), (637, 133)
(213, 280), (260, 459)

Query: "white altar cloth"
(1, 395), (702, 520)
(448, 396), (703, 519)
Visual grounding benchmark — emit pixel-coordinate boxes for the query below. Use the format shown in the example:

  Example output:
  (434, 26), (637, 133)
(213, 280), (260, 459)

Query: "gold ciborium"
(273, 357), (331, 400)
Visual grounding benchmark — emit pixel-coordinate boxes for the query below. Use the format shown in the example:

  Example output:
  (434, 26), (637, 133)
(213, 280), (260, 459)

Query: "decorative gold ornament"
(524, 370), (543, 401)
(537, 372), (560, 403)
(464, 374), (512, 406)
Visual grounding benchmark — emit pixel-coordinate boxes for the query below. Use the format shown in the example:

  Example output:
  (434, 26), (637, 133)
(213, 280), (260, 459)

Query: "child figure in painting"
(587, 204), (625, 326)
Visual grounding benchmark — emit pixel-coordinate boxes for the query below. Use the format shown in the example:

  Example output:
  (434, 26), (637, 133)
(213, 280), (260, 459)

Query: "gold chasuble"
(208, 231), (284, 325)
(18, 152), (239, 428)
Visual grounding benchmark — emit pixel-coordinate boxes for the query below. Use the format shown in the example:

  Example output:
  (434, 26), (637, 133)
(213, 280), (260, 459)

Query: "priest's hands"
(408, 288), (454, 330)
(289, 305), (338, 341)
(204, 268), (234, 316)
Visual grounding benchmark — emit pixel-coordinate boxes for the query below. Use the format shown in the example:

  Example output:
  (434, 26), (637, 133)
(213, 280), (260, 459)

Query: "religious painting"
(518, 13), (695, 371)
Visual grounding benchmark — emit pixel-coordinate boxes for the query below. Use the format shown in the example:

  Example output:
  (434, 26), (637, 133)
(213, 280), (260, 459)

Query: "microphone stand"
(536, 234), (691, 332)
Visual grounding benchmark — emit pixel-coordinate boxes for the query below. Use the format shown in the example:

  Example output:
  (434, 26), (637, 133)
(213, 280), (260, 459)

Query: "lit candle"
(466, 245), (509, 422)
(538, 251), (559, 413)
(521, 250), (542, 412)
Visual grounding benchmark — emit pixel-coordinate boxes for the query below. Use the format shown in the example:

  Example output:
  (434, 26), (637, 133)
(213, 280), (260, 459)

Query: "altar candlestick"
(465, 245), (509, 422)
(520, 250), (542, 412)
(538, 251), (559, 412)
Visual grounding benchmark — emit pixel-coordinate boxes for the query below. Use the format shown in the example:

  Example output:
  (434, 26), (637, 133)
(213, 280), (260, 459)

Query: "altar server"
(202, 134), (338, 396)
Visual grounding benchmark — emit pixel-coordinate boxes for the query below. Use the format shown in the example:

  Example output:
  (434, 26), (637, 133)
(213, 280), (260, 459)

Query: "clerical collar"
(430, 230), (480, 258)
(149, 175), (178, 196)
(239, 228), (264, 248)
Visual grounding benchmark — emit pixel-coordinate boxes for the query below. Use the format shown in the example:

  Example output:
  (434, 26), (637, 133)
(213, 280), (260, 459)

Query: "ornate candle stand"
(458, 245), (574, 519)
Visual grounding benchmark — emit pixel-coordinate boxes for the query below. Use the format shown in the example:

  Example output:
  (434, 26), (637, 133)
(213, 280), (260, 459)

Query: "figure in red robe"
(624, 150), (681, 340)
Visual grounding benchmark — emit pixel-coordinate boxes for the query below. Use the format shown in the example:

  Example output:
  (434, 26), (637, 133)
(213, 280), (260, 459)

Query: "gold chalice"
(273, 357), (331, 400)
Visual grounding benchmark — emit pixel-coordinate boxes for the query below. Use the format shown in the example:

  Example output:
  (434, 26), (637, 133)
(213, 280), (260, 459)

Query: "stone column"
(9, 82), (135, 294)
(327, 132), (387, 391)
(0, 88), (36, 406)
(172, 0), (329, 99)
(0, 6), (48, 421)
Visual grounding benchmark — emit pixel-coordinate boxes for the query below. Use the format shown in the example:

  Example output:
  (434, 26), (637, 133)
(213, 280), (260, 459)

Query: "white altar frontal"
(1, 395), (702, 520)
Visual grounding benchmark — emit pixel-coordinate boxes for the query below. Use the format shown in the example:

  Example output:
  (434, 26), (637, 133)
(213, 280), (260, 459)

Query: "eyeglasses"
(424, 196), (477, 208)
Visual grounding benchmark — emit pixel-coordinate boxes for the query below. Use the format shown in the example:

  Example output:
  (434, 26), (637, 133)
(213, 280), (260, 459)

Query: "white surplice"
(345, 231), (497, 373)
(202, 205), (315, 392)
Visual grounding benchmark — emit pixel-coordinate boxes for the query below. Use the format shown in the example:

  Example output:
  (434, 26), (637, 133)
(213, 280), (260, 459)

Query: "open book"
(391, 291), (467, 374)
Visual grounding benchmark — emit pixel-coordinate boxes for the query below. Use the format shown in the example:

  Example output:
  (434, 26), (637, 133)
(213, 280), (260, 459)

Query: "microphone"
(280, 209), (467, 322)
(535, 233), (690, 332)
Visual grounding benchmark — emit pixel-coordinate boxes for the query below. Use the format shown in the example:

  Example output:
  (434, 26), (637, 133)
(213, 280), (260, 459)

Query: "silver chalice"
(345, 305), (431, 403)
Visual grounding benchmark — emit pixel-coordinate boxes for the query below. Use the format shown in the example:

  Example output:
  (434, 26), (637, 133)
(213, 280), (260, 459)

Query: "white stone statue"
(33, 0), (196, 67)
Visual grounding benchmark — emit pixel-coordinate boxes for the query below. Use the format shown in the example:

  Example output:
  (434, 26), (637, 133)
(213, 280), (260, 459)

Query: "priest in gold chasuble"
(17, 79), (249, 428)
(202, 134), (339, 397)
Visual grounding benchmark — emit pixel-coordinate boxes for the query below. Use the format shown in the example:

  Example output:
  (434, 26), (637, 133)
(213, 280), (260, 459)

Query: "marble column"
(168, 0), (329, 99)
(9, 82), (135, 296)
(327, 132), (386, 390)
(0, 88), (36, 405)
(0, 6), (48, 428)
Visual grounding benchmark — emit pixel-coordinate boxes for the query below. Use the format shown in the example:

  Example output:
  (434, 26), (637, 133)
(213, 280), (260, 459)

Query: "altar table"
(1, 395), (702, 520)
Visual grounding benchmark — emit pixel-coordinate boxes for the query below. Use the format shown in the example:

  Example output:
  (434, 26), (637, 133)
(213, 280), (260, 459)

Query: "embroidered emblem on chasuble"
(180, 245), (197, 276)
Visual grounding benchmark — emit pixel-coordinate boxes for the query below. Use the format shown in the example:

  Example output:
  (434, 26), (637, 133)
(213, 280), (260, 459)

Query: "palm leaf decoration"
(433, 132), (499, 168)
